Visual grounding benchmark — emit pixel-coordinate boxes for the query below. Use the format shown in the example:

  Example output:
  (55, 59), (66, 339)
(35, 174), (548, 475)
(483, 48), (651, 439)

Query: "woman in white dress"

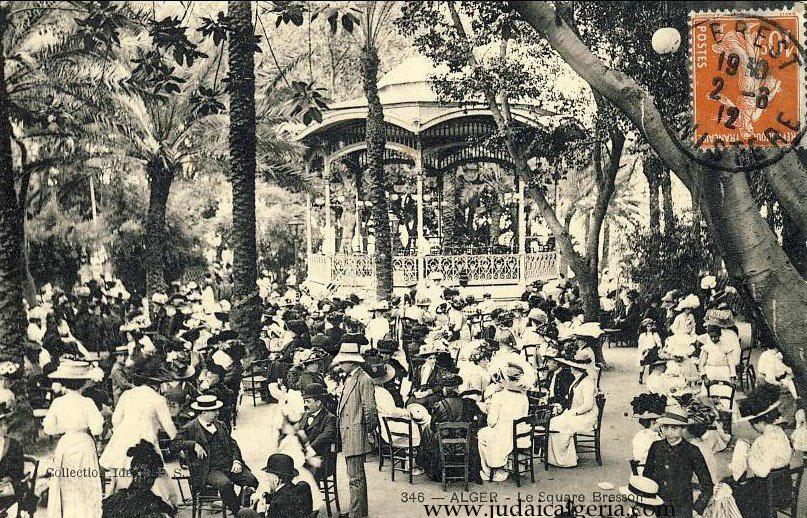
(548, 350), (598, 467)
(43, 358), (105, 518)
(98, 356), (179, 507)
(477, 356), (535, 481)
(669, 294), (699, 337)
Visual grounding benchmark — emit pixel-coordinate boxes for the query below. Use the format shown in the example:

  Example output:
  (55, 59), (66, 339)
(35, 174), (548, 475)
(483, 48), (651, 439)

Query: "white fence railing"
(307, 251), (557, 288)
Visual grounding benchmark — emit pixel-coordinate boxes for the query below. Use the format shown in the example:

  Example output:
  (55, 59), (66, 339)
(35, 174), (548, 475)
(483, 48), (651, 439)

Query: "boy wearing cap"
(643, 404), (713, 518)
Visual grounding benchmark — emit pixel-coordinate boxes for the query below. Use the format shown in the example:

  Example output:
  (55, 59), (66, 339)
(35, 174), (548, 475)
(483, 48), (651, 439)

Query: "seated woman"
(697, 316), (740, 383)
(0, 390), (24, 514)
(548, 349), (598, 468)
(724, 383), (794, 518)
(416, 375), (472, 482)
(629, 393), (665, 474)
(669, 294), (699, 338)
(637, 318), (662, 382)
(102, 440), (176, 517)
(477, 356), (534, 481)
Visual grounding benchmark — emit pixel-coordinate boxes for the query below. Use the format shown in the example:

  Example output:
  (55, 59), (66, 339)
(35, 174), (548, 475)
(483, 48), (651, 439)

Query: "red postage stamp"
(690, 8), (805, 149)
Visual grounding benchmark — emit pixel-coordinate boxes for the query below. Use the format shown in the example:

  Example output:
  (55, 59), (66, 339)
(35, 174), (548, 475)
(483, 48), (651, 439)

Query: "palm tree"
(358, 2), (396, 300)
(227, 1), (261, 357)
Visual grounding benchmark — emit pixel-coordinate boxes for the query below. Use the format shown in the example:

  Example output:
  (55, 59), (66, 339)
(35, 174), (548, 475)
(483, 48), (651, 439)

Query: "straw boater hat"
(656, 402), (690, 426)
(190, 394), (223, 412)
(619, 476), (664, 506)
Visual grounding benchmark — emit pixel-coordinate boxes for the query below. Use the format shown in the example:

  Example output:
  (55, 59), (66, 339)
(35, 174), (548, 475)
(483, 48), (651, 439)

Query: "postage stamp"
(690, 8), (805, 150)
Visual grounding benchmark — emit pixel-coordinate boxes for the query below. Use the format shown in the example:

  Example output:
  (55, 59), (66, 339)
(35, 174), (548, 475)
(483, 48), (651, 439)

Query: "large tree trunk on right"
(144, 157), (174, 297)
(511, 1), (807, 399)
(782, 209), (807, 279)
(362, 45), (392, 300)
(228, 0), (262, 361)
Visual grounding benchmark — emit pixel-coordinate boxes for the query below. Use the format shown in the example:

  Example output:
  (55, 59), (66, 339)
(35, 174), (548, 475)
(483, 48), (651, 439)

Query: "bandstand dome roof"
(296, 54), (557, 142)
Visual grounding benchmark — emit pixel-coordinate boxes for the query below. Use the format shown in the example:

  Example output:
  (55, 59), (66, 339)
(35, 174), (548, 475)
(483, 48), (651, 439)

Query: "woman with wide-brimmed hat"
(670, 294), (699, 337)
(629, 393), (666, 472)
(43, 358), (105, 518)
(547, 348), (599, 468)
(723, 383), (794, 518)
(99, 354), (180, 508)
(477, 356), (534, 481)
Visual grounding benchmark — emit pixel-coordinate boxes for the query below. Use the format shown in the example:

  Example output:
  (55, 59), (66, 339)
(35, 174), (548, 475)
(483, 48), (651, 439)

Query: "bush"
(621, 212), (722, 301)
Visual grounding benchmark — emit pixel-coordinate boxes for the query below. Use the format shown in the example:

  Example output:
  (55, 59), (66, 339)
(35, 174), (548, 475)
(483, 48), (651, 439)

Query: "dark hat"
(302, 383), (327, 399)
(368, 363), (396, 384)
(377, 339), (397, 354)
(208, 329), (239, 347)
(439, 375), (463, 388)
(214, 311), (229, 323)
(737, 383), (781, 422)
(262, 453), (299, 478)
(311, 333), (330, 349)
(179, 328), (201, 343)
(631, 393), (667, 419)
(286, 319), (309, 336)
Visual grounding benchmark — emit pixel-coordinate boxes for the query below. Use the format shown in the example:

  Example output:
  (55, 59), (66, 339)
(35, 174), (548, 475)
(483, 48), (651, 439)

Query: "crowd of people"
(0, 267), (803, 518)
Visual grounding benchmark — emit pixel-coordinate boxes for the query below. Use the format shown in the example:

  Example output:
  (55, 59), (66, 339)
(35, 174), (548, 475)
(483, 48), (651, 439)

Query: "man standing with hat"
(171, 394), (258, 515)
(332, 335), (377, 518)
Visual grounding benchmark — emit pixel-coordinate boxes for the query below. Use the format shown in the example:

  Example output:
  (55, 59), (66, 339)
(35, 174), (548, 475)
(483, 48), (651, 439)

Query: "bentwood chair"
(768, 464), (804, 517)
(574, 393), (606, 466)
(436, 422), (471, 491)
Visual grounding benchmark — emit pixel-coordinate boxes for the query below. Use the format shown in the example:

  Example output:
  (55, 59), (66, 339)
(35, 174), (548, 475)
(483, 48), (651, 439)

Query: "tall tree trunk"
(0, 5), (24, 369)
(17, 169), (36, 307)
(361, 45), (392, 300)
(782, 208), (807, 279)
(442, 168), (458, 250)
(661, 168), (674, 235)
(644, 156), (661, 232)
(600, 218), (610, 272)
(228, 0), (261, 360)
(144, 157), (174, 297)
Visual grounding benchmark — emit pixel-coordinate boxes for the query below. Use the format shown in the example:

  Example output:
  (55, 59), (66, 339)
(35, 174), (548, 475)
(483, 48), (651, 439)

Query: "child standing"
(644, 403), (713, 518)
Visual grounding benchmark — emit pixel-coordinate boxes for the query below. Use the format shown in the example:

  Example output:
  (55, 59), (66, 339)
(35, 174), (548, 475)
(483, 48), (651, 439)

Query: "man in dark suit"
(296, 383), (337, 480)
(238, 453), (312, 518)
(332, 338), (377, 518)
(542, 345), (575, 410)
(171, 395), (258, 514)
(613, 289), (642, 343)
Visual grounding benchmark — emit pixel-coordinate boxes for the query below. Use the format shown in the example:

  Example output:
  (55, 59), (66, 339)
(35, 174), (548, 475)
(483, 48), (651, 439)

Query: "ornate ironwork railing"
(308, 250), (557, 288)
(308, 254), (332, 285)
(424, 254), (521, 284)
(392, 256), (419, 286)
(524, 252), (556, 281)
(331, 253), (375, 287)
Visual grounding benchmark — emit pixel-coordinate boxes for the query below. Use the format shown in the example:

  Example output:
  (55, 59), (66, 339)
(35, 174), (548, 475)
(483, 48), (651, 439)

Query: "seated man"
(171, 395), (258, 515)
(239, 453), (312, 518)
(296, 383), (337, 480)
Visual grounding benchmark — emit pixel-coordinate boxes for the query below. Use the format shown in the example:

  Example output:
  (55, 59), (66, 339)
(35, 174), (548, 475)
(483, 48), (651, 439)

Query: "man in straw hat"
(643, 402), (713, 518)
(332, 335), (377, 518)
(171, 394), (258, 515)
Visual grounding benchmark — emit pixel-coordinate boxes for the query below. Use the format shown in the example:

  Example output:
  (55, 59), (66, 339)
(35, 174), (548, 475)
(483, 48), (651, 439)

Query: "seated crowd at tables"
(0, 268), (803, 517)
